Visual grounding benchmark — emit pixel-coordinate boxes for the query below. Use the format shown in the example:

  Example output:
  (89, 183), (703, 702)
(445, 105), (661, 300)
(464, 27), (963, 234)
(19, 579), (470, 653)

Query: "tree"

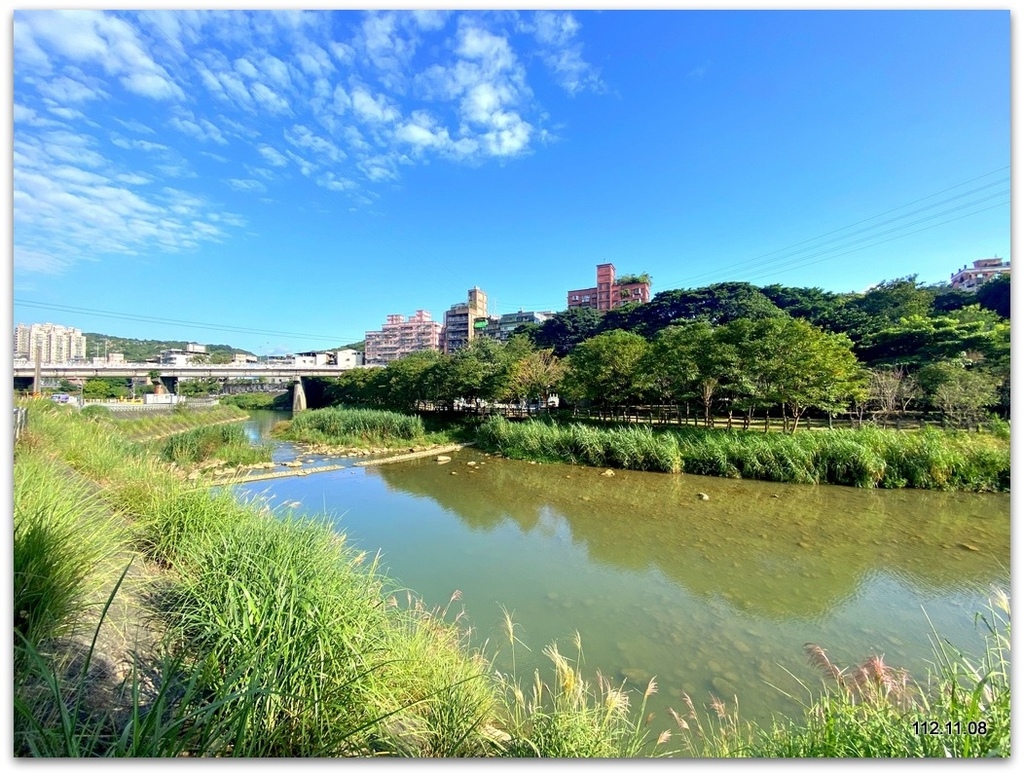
(82, 378), (130, 399)
(867, 367), (922, 428)
(507, 348), (567, 408)
(528, 307), (603, 357)
(562, 331), (651, 415)
(646, 321), (738, 427)
(918, 360), (1000, 429)
(604, 282), (786, 340)
(859, 311), (1008, 368)
(728, 318), (864, 432)
(975, 274), (1010, 319)
(381, 350), (444, 411)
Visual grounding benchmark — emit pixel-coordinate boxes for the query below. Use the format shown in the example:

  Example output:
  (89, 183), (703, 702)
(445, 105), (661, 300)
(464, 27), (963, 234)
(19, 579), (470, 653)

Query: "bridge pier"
(292, 377), (307, 412)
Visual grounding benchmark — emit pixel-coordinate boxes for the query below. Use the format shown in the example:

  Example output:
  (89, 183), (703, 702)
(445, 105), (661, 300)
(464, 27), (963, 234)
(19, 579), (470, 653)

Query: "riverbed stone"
(696, 492), (709, 500)
(710, 677), (738, 698)
(436, 456), (451, 463)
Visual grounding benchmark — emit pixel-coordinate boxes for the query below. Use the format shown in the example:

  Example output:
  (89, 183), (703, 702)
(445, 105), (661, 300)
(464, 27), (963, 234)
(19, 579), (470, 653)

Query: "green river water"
(236, 411), (1010, 733)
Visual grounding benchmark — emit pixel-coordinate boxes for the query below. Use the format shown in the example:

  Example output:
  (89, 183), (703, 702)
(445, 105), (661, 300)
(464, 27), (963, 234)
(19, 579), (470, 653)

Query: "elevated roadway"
(12, 361), (365, 380)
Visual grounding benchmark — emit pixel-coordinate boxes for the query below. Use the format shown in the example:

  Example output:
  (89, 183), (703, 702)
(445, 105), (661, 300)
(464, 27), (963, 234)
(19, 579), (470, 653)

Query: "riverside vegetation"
(13, 400), (1011, 757)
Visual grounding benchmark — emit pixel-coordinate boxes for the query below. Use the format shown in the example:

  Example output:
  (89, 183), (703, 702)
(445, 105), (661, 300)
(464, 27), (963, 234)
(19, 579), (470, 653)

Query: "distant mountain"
(82, 334), (255, 363)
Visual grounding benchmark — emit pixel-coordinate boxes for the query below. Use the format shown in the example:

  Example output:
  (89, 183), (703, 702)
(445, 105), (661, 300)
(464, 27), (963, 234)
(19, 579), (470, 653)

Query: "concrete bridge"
(11, 361), (365, 380)
(11, 361), (358, 411)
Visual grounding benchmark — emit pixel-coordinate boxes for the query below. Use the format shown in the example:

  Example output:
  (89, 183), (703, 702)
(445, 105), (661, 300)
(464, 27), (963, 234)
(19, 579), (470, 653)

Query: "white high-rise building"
(14, 323), (87, 363)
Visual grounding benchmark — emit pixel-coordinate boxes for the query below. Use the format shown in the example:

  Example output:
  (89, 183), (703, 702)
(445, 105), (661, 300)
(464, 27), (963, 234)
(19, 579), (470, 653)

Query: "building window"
(583, 295), (590, 302)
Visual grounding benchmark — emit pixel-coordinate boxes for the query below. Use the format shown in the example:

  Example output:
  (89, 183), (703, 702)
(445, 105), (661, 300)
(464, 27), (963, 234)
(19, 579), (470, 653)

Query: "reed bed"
(280, 406), (427, 447)
(475, 418), (1009, 491)
(159, 423), (271, 467)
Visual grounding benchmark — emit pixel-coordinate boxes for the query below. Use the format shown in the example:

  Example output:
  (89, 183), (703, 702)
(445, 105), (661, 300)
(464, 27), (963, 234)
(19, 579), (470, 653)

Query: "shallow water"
(233, 412), (1010, 732)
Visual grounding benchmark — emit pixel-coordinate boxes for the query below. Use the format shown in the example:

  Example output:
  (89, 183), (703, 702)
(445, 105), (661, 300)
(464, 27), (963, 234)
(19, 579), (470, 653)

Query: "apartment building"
(482, 310), (553, 342)
(566, 263), (651, 312)
(950, 256), (1010, 291)
(364, 310), (442, 365)
(442, 287), (489, 354)
(14, 322), (87, 363)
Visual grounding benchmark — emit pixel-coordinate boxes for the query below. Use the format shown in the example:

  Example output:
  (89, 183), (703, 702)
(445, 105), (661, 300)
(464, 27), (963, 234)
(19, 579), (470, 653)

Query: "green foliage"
(176, 379), (221, 397)
(917, 361), (1001, 429)
(974, 273), (1010, 318)
(81, 333), (254, 363)
(82, 378), (131, 399)
(562, 330), (651, 409)
(527, 307), (603, 357)
(219, 391), (289, 410)
(475, 418), (1008, 491)
(283, 406), (426, 446)
(160, 424), (271, 467)
(602, 282), (786, 340)
(13, 451), (121, 650)
(738, 593), (1010, 757)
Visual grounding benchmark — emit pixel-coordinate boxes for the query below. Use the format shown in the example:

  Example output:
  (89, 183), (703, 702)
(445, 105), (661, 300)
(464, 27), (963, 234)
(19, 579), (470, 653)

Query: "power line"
(657, 166), (1010, 290)
(12, 299), (366, 344)
(740, 198), (1009, 284)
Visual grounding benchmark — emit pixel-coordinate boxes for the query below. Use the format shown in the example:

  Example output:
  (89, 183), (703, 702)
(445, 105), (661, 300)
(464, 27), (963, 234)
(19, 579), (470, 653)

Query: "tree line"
(305, 275), (1008, 432)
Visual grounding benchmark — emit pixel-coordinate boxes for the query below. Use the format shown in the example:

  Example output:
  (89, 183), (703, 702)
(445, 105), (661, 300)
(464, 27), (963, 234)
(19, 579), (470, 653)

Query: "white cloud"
(252, 81), (291, 115)
(261, 55), (292, 90)
(258, 144), (289, 167)
(36, 74), (105, 103)
(169, 113), (228, 144)
(351, 85), (401, 124)
(16, 10), (186, 101)
(13, 8), (611, 264)
(285, 124), (345, 163)
(226, 178), (267, 193)
(235, 57), (259, 79)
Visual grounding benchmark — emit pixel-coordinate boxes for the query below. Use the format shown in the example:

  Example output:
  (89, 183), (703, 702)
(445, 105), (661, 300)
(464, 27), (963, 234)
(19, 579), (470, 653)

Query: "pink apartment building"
(364, 310), (442, 365)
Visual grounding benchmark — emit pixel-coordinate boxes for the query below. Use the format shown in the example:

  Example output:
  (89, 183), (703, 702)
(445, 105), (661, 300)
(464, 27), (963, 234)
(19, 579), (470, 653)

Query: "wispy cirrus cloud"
(14, 9), (606, 275)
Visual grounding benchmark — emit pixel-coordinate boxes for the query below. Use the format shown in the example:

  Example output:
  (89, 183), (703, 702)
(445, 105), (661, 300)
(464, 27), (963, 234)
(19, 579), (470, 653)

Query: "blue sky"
(8, 6), (1011, 356)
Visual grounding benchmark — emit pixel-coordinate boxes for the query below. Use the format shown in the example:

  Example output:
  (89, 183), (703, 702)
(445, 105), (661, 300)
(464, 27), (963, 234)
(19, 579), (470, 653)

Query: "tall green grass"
(160, 423), (271, 467)
(476, 418), (1009, 491)
(281, 406), (427, 447)
(13, 450), (123, 650)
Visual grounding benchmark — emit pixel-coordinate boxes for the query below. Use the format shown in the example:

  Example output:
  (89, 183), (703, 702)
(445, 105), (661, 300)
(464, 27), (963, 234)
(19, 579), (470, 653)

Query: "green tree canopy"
(562, 330), (652, 410)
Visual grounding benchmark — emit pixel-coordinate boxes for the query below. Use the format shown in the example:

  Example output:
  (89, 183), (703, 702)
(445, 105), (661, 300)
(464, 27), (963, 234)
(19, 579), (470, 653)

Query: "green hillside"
(82, 334), (255, 363)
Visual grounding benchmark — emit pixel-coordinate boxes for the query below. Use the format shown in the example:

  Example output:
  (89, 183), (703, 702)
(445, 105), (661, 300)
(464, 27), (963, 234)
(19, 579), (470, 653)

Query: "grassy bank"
(14, 400), (1010, 757)
(475, 417), (1009, 491)
(77, 403), (252, 441)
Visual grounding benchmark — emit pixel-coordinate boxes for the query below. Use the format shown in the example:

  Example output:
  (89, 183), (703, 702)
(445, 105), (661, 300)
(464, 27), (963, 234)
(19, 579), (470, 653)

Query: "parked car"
(51, 393), (70, 403)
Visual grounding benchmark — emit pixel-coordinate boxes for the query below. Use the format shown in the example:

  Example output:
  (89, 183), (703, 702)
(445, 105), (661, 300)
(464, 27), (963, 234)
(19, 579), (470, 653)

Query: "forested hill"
(81, 334), (255, 363)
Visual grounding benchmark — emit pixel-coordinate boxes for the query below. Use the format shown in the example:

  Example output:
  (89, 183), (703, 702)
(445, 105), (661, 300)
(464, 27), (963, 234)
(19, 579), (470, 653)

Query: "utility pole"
(33, 344), (42, 397)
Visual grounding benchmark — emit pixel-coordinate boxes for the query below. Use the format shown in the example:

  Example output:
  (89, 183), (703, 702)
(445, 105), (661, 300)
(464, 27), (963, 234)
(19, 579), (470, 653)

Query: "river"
(234, 410), (1011, 732)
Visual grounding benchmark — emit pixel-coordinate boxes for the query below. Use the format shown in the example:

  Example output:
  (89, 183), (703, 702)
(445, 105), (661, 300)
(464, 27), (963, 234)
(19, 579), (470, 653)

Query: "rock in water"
(697, 492), (710, 500)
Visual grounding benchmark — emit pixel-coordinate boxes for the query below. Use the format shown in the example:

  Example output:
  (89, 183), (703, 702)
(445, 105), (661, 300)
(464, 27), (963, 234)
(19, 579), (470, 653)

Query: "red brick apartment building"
(567, 263), (651, 311)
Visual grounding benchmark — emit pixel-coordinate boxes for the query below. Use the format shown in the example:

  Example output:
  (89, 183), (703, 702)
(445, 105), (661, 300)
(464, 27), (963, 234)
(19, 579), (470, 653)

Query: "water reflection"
(369, 453), (1009, 621)
(235, 418), (1010, 730)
